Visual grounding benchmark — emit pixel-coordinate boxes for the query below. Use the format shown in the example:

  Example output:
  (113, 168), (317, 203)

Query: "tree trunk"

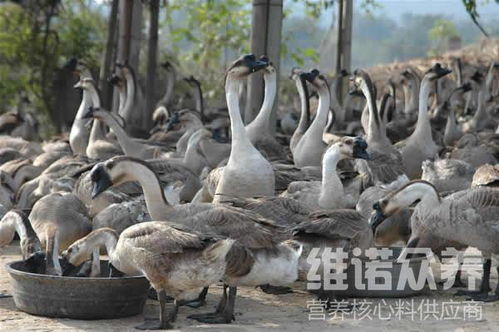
(117, 0), (133, 65)
(245, 0), (283, 133)
(145, 0), (159, 130)
(99, 0), (119, 109)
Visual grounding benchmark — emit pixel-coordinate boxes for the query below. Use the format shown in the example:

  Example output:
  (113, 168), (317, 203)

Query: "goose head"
(65, 58), (91, 78)
(425, 63), (451, 81)
(302, 69), (327, 90)
(349, 69), (373, 96)
(73, 77), (96, 90)
(89, 156), (148, 198)
(226, 54), (269, 80)
(61, 234), (94, 267)
(108, 72), (125, 88)
(326, 136), (370, 161)
(370, 180), (439, 233)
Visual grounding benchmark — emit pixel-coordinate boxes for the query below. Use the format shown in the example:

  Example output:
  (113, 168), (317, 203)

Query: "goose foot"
(190, 313), (234, 324)
(451, 278), (466, 288)
(135, 319), (173, 330)
(470, 294), (499, 302)
(188, 312), (218, 320)
(0, 293), (11, 298)
(179, 287), (208, 308)
(259, 284), (293, 295)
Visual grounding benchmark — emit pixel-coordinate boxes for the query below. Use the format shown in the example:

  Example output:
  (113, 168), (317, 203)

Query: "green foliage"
(0, 0), (106, 136)
(428, 19), (459, 56)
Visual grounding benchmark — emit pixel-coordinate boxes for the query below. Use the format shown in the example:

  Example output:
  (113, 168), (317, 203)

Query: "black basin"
(6, 260), (150, 319)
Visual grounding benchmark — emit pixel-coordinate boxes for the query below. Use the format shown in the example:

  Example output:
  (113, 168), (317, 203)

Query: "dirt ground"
(1, 242), (499, 332)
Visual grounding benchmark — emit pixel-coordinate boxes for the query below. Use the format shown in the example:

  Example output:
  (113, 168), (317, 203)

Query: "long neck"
(121, 70), (135, 118)
(414, 77), (434, 138)
(86, 230), (118, 259)
(97, 112), (139, 155)
(409, 76), (420, 112)
(248, 71), (276, 133)
(360, 80), (383, 143)
(395, 182), (440, 210)
(86, 86), (107, 142)
(192, 82), (204, 122)
(472, 85), (487, 121)
(75, 89), (93, 120)
(308, 84), (330, 133)
(164, 68), (176, 105)
(225, 77), (254, 151)
(117, 85), (126, 114)
(295, 77), (310, 133)
(319, 147), (344, 208)
(119, 162), (170, 220)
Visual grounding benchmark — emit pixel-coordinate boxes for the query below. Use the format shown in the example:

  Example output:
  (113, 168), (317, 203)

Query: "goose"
(184, 76), (206, 123)
(82, 107), (166, 159)
(62, 224), (234, 330)
(70, 78), (94, 156)
(398, 64), (451, 179)
(450, 133), (497, 169)
(421, 158), (475, 194)
(80, 79), (122, 159)
(89, 155), (302, 307)
(281, 136), (370, 210)
(292, 69), (329, 167)
(462, 71), (490, 133)
(29, 192), (94, 276)
(292, 208), (374, 289)
(289, 68), (310, 153)
(245, 61), (286, 160)
(472, 164), (499, 187)
(92, 199), (151, 234)
(443, 84), (473, 146)
(0, 172), (14, 209)
(0, 209), (41, 260)
(0, 158), (41, 193)
(0, 148), (23, 164)
(355, 180), (413, 247)
(213, 54), (275, 201)
(0, 136), (42, 158)
(350, 69), (407, 186)
(165, 109), (204, 156)
(371, 180), (499, 301)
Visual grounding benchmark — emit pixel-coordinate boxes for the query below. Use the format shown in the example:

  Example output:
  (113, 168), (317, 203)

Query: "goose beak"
(370, 203), (386, 234)
(90, 165), (113, 199)
(60, 256), (78, 276)
(353, 137), (370, 160)
(249, 59), (268, 73)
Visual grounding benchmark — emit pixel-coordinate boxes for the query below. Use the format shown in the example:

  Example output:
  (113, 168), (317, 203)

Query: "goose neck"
(75, 89), (93, 120)
(295, 76), (310, 132)
(122, 70), (135, 117)
(119, 161), (170, 220)
(414, 77), (433, 137)
(396, 182), (440, 210)
(225, 77), (253, 149)
(98, 112), (138, 155)
(360, 80), (383, 142)
(319, 146), (344, 208)
(250, 70), (276, 131)
(309, 84), (330, 132)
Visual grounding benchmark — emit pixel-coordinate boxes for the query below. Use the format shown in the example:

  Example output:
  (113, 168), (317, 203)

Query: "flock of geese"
(0, 52), (498, 329)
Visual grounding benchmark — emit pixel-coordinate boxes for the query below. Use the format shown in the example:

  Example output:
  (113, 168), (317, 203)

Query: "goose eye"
(345, 140), (352, 145)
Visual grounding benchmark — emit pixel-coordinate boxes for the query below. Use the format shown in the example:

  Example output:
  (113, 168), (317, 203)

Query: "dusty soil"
(1, 242), (499, 332)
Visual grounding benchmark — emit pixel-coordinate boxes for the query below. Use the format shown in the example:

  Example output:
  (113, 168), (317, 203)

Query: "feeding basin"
(6, 260), (150, 319)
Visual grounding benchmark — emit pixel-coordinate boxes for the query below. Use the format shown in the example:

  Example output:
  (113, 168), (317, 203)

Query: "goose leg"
(469, 265), (499, 302)
(188, 284), (227, 320)
(45, 234), (62, 276)
(455, 259), (492, 298)
(190, 286), (236, 324)
(136, 290), (174, 330)
(179, 287), (208, 308)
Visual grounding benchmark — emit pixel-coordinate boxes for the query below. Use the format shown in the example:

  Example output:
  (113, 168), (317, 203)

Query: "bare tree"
(145, 0), (159, 129)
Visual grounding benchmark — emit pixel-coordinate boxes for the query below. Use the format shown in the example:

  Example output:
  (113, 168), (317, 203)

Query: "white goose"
(213, 54), (275, 201)
(292, 69), (329, 167)
(398, 64), (450, 179)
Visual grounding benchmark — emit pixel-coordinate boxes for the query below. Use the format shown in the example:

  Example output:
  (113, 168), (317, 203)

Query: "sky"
(311, 0), (499, 27)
